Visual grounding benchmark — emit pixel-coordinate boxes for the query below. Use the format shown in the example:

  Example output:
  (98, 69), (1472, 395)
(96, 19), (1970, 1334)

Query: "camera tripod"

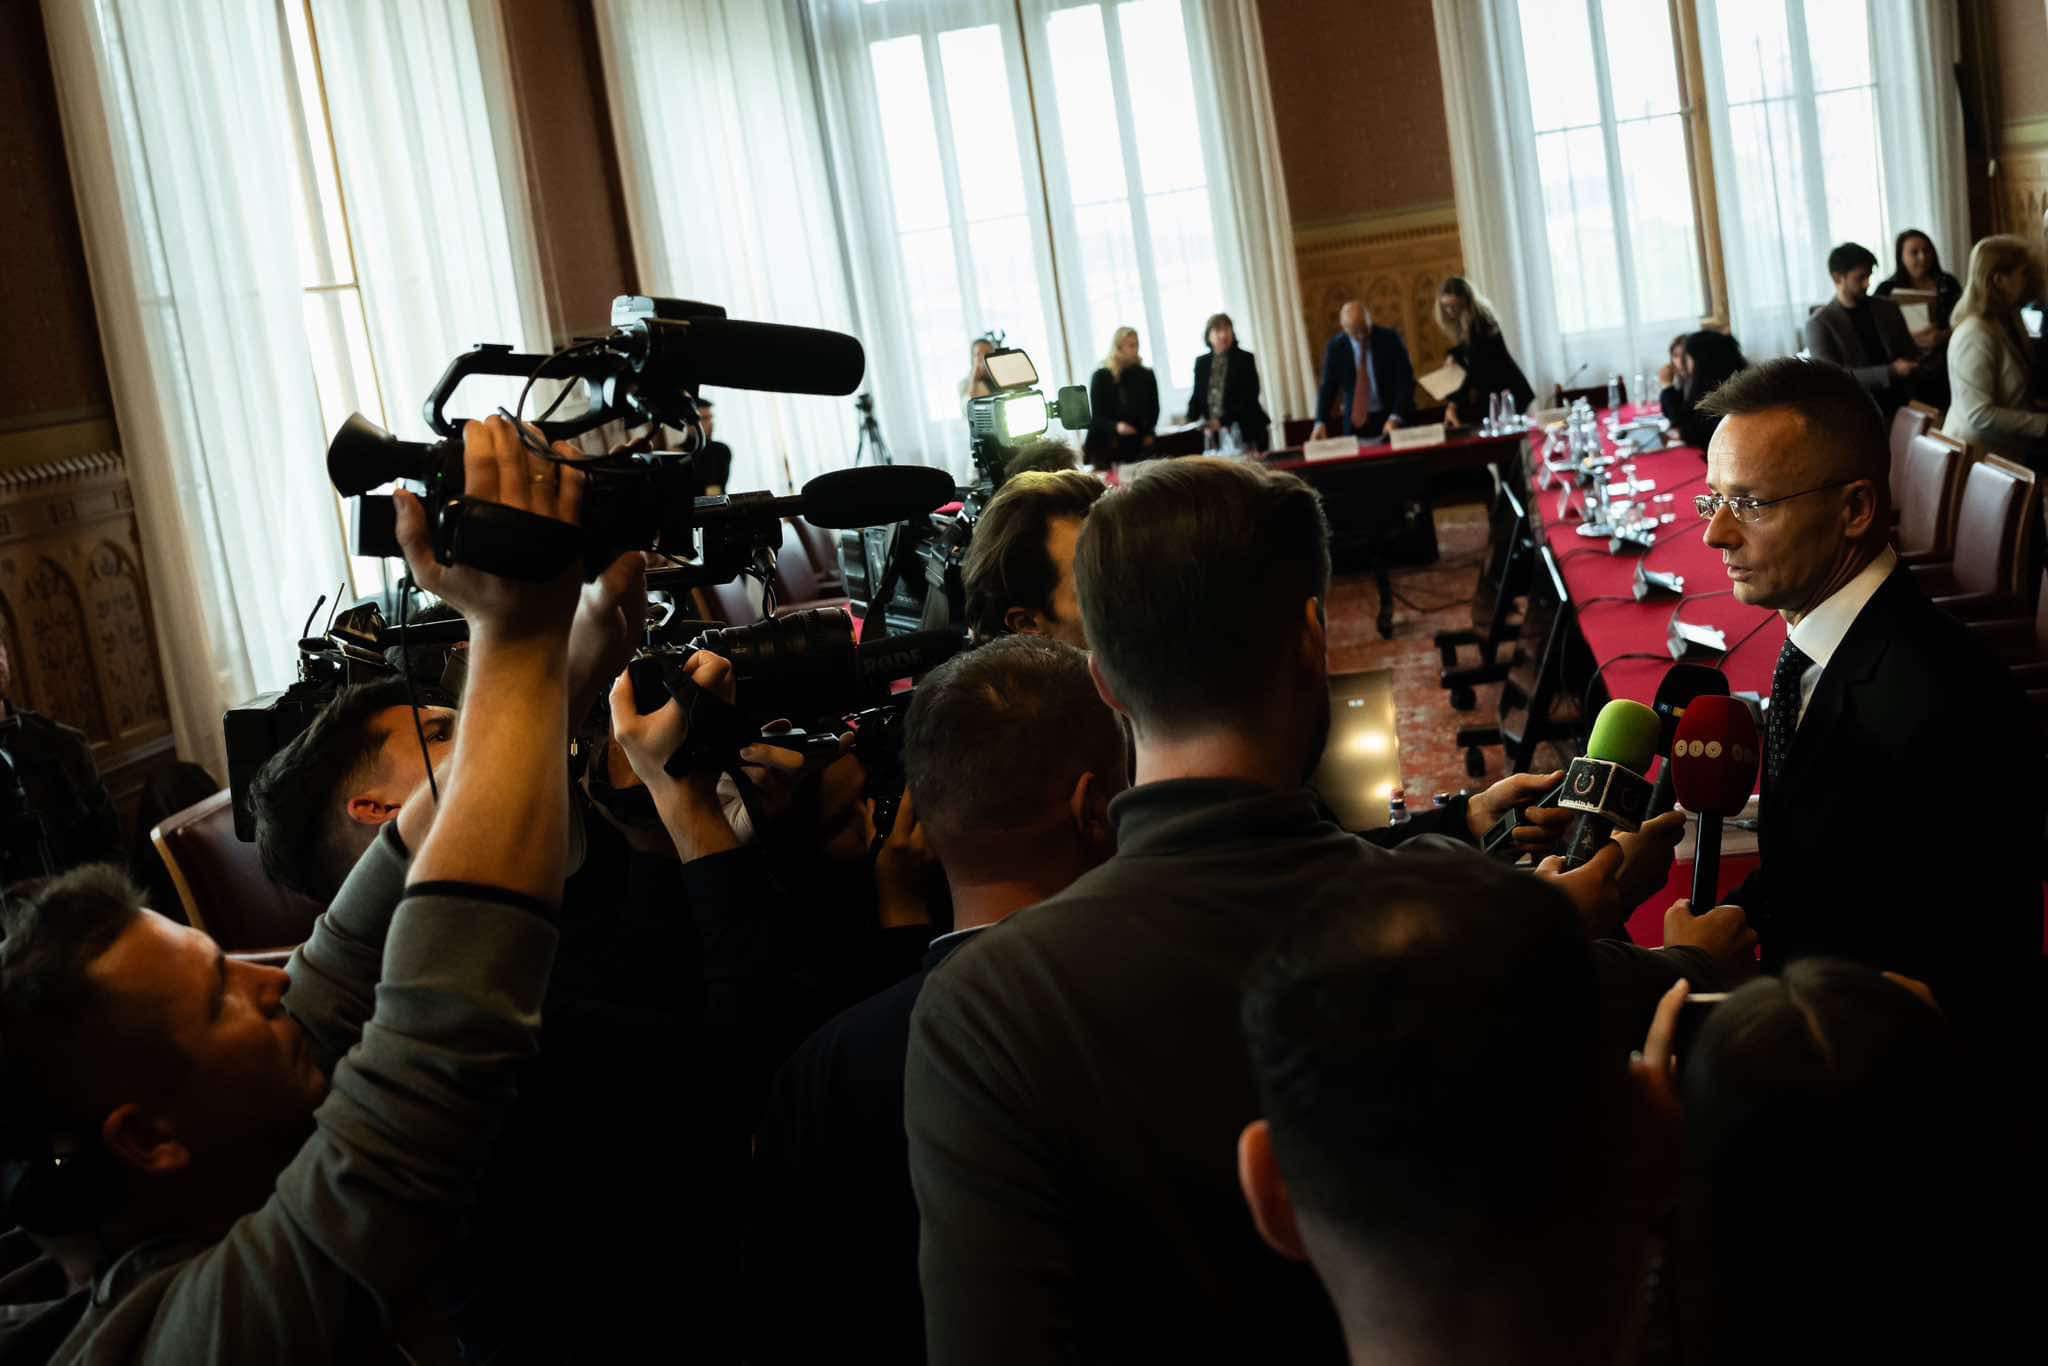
(853, 392), (894, 466)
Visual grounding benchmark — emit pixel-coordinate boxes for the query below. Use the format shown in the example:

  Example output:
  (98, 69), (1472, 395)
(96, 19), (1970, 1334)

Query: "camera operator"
(752, 635), (1128, 1362)
(905, 458), (1751, 1363)
(0, 415), (595, 1362)
(0, 640), (122, 878)
(961, 470), (1104, 647)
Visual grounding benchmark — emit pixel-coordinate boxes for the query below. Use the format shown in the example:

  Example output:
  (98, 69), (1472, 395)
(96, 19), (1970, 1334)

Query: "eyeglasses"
(1694, 480), (1853, 525)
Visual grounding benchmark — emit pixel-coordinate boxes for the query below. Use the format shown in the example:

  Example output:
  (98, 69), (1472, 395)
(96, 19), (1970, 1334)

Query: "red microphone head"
(1669, 694), (1760, 816)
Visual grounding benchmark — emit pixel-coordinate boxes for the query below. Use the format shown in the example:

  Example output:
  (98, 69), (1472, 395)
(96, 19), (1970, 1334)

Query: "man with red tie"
(1310, 300), (1415, 440)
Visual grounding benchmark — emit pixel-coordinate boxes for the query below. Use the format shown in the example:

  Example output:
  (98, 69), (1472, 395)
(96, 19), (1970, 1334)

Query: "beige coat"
(1942, 315), (2048, 465)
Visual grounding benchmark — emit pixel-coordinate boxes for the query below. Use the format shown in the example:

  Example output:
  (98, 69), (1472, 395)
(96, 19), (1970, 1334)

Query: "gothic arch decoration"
(0, 592), (25, 714)
(85, 539), (167, 738)
(20, 554), (106, 739)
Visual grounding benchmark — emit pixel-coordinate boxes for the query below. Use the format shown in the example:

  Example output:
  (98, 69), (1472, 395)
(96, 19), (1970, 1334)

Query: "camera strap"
(433, 497), (583, 582)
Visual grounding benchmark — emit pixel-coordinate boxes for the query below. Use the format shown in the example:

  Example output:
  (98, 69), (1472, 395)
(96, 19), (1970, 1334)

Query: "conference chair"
(1148, 426), (1205, 457)
(1909, 456), (2039, 621)
(771, 520), (852, 616)
(1435, 476), (1533, 710)
(792, 518), (848, 596)
(1886, 402), (1940, 527)
(150, 790), (322, 957)
(1966, 570), (2048, 692)
(1454, 544), (1583, 776)
(1894, 431), (1970, 566)
(1281, 418), (1316, 449)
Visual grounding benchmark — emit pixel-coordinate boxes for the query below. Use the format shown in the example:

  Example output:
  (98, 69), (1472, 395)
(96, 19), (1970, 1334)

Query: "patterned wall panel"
(1994, 132), (2048, 241)
(1293, 205), (1465, 419)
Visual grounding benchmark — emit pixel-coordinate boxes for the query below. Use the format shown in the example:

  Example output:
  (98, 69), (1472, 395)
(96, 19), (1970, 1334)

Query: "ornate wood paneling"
(1993, 119), (2048, 240)
(1294, 204), (1465, 412)
(0, 449), (173, 807)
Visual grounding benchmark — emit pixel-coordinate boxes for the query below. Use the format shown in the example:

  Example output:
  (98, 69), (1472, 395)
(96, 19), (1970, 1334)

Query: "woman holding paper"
(1875, 229), (1963, 349)
(1434, 277), (1533, 426)
(1940, 235), (2048, 468)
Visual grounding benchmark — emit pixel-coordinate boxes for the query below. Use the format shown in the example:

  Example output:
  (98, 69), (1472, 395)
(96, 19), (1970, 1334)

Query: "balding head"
(1338, 301), (1368, 338)
(1698, 357), (1888, 511)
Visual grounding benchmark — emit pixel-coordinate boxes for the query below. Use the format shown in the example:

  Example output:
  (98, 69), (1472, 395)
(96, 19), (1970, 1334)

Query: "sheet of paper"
(1899, 301), (1932, 333)
(1417, 361), (1467, 403)
(1387, 422), (1447, 451)
(1302, 436), (1362, 462)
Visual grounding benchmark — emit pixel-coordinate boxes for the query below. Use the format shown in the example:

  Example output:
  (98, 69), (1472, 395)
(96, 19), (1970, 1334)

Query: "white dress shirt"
(1784, 545), (1898, 727)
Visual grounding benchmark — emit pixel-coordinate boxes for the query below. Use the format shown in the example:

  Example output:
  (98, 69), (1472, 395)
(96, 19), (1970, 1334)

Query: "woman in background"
(1186, 313), (1270, 452)
(1085, 326), (1159, 466)
(960, 334), (998, 408)
(1435, 277), (1533, 426)
(1876, 229), (1965, 408)
(1659, 330), (1748, 449)
(1941, 234), (2048, 468)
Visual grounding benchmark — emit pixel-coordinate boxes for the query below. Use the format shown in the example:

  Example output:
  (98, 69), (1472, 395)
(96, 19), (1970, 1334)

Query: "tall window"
(814, 0), (1233, 466)
(1508, 0), (1705, 367)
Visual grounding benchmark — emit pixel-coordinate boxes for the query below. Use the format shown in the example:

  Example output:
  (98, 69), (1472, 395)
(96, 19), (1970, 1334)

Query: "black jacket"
(1659, 384), (1723, 450)
(1315, 327), (1414, 435)
(1186, 347), (1271, 449)
(1085, 365), (1160, 464)
(751, 928), (985, 1364)
(1447, 320), (1534, 420)
(1, 707), (121, 878)
(905, 779), (1727, 1364)
(1730, 566), (2042, 1034)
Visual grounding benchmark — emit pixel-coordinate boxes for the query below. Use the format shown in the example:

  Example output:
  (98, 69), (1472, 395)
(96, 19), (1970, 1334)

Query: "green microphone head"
(1584, 698), (1662, 774)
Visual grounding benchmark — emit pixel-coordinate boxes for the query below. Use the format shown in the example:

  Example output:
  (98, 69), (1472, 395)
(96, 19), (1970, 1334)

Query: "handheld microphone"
(1645, 664), (1729, 817)
(1668, 695), (1761, 911)
(1558, 699), (1662, 869)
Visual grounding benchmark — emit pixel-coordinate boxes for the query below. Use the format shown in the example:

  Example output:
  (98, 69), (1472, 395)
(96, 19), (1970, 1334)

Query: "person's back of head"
(1075, 458), (1329, 742)
(1000, 437), (1080, 484)
(1679, 960), (1990, 1361)
(1697, 355), (1890, 526)
(962, 470), (1103, 646)
(1239, 855), (1639, 1360)
(903, 635), (1126, 896)
(1682, 330), (1748, 399)
(249, 679), (420, 903)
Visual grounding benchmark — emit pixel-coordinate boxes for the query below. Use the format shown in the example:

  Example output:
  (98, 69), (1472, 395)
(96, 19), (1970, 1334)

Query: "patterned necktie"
(1766, 638), (1813, 791)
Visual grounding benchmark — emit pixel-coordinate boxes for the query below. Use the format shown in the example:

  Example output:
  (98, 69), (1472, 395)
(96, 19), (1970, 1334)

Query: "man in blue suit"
(1310, 300), (1415, 440)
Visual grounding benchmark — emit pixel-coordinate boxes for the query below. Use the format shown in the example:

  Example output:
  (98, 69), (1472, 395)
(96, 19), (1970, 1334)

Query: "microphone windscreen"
(1584, 699), (1661, 774)
(1650, 663), (1729, 739)
(1669, 694), (1761, 816)
(799, 463), (957, 529)
(687, 318), (867, 396)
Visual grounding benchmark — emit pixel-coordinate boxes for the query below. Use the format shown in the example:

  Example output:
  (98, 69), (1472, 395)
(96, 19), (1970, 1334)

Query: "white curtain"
(44, 0), (349, 780)
(593, 0), (863, 492)
(1432, 0), (1573, 392)
(1170, 0), (1313, 422)
(1698, 0), (1967, 356)
(310, 0), (550, 438)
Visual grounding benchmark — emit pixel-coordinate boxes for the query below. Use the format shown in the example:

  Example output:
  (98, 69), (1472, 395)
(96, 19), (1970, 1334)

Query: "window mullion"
(1098, 0), (1168, 368)
(1782, 0), (1831, 248)
(922, 28), (983, 336)
(1668, 0), (1726, 323)
(1583, 0), (1644, 354)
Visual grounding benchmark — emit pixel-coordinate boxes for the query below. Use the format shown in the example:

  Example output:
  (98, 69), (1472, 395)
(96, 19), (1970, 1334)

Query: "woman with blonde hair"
(1435, 276), (1533, 427)
(1940, 235), (2048, 467)
(1084, 325), (1159, 466)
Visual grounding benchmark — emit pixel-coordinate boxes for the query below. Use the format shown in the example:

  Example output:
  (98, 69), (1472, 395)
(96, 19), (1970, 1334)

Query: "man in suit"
(1310, 300), (1414, 440)
(692, 395), (734, 495)
(751, 635), (1128, 1363)
(1698, 356), (2041, 1037)
(1803, 242), (1919, 414)
(904, 459), (1751, 1365)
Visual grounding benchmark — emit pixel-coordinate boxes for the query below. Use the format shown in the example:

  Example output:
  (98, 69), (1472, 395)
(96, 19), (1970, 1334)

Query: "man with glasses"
(1694, 357), (2040, 1038)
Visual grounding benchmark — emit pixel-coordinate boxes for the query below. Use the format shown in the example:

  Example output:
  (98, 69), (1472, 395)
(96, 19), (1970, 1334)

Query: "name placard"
(1302, 436), (1363, 462)
(1387, 422), (1447, 451)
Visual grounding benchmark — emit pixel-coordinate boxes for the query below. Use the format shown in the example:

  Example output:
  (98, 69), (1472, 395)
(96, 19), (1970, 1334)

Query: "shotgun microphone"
(1669, 695), (1762, 911)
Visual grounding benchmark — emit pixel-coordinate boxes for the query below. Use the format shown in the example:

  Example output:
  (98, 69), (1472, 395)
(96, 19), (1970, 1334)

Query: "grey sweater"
(48, 823), (558, 1363)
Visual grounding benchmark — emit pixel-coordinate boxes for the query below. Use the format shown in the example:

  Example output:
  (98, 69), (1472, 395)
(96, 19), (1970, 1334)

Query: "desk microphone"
(1646, 664), (1729, 817)
(1559, 699), (1661, 870)
(1668, 695), (1761, 911)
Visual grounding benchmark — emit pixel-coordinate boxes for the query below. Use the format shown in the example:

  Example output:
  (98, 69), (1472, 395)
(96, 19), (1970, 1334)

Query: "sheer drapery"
(310, 0), (549, 439)
(1698, 0), (1965, 355)
(44, 0), (349, 778)
(593, 0), (862, 491)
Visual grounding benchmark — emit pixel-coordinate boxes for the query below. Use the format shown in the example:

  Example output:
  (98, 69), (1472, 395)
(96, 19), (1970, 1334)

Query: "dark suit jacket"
(1085, 365), (1161, 464)
(751, 928), (984, 1364)
(1803, 296), (1917, 400)
(1447, 320), (1534, 420)
(1730, 566), (2042, 1033)
(905, 779), (1730, 1365)
(1315, 326), (1414, 436)
(1186, 347), (1270, 450)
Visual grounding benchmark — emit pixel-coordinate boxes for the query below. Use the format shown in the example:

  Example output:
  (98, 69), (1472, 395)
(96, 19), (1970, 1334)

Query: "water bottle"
(1605, 374), (1622, 412)
(1388, 790), (1411, 828)
(1226, 422), (1244, 457)
(1633, 371), (1648, 414)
